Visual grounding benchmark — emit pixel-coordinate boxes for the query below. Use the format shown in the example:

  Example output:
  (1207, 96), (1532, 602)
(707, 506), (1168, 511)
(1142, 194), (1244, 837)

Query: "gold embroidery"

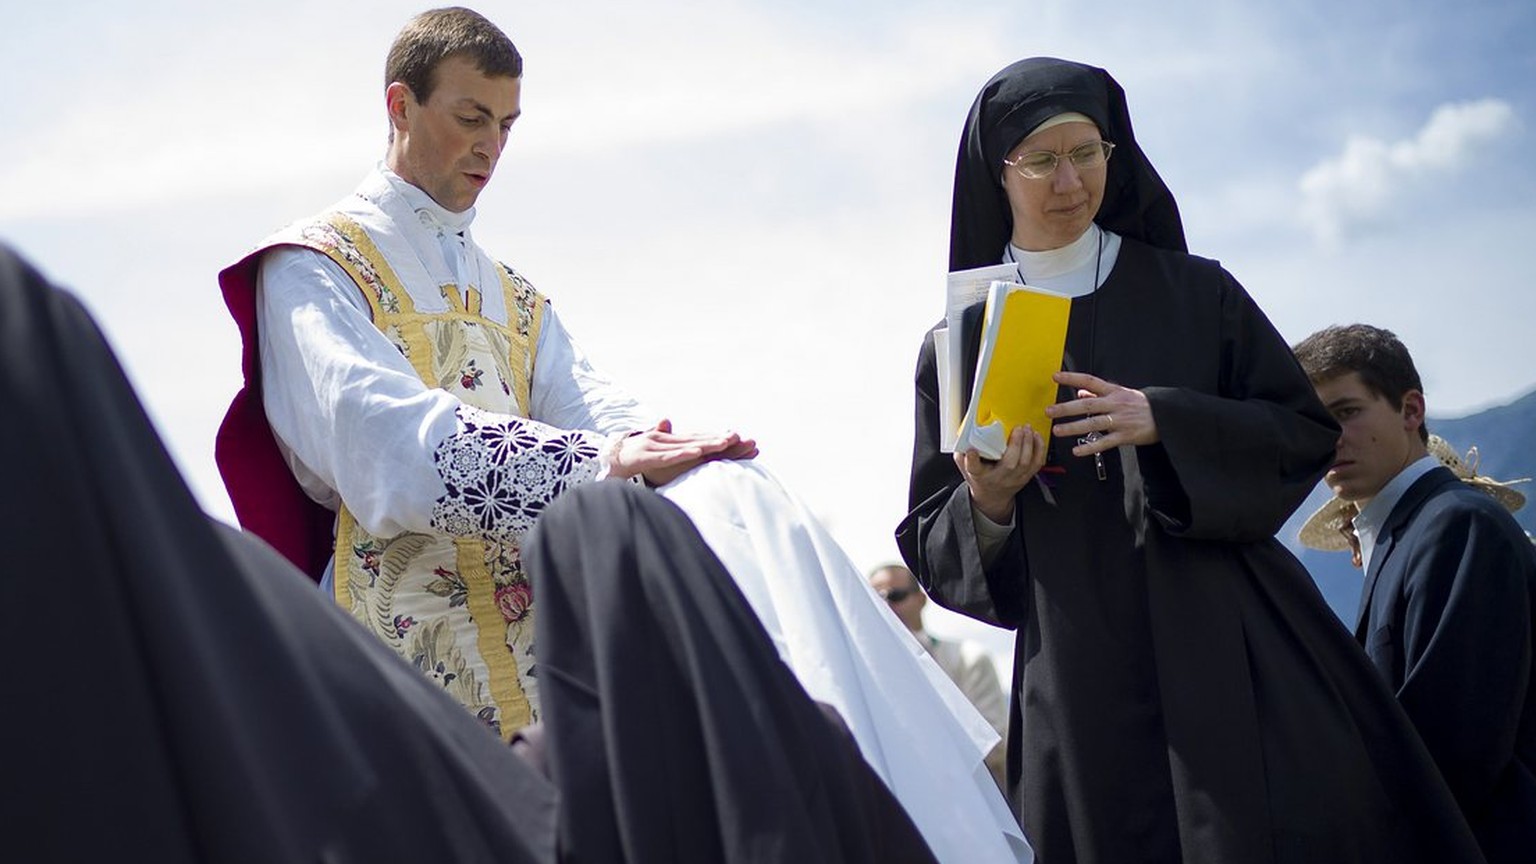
(311, 214), (417, 318)
(334, 516), (356, 612)
(395, 317), (437, 384)
(496, 264), (540, 416)
(458, 538), (531, 731)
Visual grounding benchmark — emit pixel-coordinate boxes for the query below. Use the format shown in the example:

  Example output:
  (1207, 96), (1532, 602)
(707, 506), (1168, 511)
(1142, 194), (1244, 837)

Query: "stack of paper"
(938, 275), (1071, 460)
(937, 264), (1016, 453)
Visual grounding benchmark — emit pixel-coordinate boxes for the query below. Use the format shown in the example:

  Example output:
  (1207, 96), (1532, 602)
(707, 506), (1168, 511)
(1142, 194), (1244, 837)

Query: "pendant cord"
(1085, 229), (1106, 479)
(1088, 227), (1102, 376)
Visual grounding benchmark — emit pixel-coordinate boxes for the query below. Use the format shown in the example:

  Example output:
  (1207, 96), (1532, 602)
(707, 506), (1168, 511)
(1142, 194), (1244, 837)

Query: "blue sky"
(5, 0), (1534, 661)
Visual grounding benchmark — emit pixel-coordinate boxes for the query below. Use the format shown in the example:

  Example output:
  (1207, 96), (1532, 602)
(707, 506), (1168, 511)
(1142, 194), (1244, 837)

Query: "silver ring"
(1104, 414), (1114, 429)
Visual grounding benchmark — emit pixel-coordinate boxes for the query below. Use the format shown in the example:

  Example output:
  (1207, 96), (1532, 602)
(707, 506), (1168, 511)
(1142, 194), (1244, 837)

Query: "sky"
(5, 0), (1534, 667)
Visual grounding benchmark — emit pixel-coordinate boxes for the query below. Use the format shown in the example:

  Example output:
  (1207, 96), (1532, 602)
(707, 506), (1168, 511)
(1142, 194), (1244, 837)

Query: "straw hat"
(1298, 435), (1529, 552)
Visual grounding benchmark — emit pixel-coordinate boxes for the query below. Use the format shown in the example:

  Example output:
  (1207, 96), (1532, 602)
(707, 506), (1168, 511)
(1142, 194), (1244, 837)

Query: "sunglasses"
(879, 587), (915, 603)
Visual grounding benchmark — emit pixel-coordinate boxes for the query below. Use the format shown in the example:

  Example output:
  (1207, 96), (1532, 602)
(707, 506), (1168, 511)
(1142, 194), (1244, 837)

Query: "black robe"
(525, 481), (939, 864)
(898, 238), (1485, 863)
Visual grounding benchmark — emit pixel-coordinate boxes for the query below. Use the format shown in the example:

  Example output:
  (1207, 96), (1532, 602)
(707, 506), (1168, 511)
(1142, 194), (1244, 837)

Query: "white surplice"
(660, 460), (1034, 864)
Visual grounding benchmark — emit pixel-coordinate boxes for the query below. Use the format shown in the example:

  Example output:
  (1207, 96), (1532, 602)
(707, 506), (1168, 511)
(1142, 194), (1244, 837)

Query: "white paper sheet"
(940, 263), (1018, 452)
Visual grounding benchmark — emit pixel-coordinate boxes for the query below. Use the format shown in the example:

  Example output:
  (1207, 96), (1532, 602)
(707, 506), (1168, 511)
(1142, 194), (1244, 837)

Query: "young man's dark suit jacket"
(1356, 463), (1536, 863)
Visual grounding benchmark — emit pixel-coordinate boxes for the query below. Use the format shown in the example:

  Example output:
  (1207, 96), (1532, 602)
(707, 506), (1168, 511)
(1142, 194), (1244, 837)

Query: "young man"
(1294, 323), (1536, 862)
(217, 7), (753, 741)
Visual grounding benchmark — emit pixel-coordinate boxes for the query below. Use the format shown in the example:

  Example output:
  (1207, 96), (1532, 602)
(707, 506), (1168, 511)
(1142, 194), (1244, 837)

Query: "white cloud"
(1298, 98), (1517, 244)
(0, 1), (1014, 224)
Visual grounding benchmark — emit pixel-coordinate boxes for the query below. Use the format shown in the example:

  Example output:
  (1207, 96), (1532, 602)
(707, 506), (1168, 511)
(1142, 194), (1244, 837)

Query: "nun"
(897, 58), (1485, 863)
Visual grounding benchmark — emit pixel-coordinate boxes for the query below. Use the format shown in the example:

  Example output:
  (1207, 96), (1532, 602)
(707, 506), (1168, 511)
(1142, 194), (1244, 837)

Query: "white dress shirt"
(1353, 454), (1439, 574)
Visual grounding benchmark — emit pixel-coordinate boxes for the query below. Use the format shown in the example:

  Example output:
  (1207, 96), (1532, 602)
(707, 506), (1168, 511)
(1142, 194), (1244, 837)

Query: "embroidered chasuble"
(218, 178), (621, 740)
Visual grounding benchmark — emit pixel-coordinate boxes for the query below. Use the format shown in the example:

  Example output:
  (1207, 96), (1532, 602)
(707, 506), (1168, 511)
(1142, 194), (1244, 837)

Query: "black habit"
(525, 481), (939, 864)
(897, 59), (1485, 864)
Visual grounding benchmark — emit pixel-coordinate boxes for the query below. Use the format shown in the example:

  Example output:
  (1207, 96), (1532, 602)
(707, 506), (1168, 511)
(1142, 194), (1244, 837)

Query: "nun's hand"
(1046, 371), (1159, 455)
(953, 424), (1047, 524)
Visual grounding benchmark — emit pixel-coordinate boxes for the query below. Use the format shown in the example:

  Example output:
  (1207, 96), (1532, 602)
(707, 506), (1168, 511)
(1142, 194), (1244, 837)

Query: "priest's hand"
(1046, 371), (1158, 456)
(954, 424), (1047, 524)
(609, 419), (759, 487)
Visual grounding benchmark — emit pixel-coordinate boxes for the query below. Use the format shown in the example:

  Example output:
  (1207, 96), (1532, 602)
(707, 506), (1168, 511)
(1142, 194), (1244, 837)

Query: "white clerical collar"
(362, 163), (479, 295)
(1002, 224), (1121, 298)
(1354, 454), (1439, 572)
(370, 163), (477, 235)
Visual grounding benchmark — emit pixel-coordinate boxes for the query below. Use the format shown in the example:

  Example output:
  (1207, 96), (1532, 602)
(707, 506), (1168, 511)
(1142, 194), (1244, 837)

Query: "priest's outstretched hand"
(609, 418), (759, 487)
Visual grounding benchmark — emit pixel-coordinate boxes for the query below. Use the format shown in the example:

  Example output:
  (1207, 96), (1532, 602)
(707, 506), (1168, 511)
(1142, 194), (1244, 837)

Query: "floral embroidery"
(460, 359), (484, 391)
(495, 581), (533, 623)
(391, 614), (417, 637)
(301, 220), (401, 314)
(353, 538), (384, 585)
(430, 404), (604, 541)
(408, 619), (487, 708)
(424, 566), (469, 608)
(500, 263), (539, 338)
(485, 542), (525, 591)
(475, 706), (502, 738)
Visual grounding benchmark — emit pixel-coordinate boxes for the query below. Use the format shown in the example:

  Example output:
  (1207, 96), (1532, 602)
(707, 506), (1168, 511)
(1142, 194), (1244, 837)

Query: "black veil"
(950, 56), (1187, 270)
(525, 481), (938, 864)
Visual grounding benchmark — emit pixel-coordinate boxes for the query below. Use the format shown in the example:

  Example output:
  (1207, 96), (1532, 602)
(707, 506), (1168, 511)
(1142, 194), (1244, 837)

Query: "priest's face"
(386, 54), (522, 213)
(1001, 121), (1107, 251)
(1314, 371), (1426, 504)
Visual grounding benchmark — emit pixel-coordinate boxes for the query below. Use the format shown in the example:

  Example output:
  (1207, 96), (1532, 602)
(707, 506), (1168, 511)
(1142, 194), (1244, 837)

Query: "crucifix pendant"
(1077, 431), (1108, 480)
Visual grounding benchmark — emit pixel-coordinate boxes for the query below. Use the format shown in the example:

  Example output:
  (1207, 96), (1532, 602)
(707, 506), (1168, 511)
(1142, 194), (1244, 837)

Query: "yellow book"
(955, 281), (1072, 459)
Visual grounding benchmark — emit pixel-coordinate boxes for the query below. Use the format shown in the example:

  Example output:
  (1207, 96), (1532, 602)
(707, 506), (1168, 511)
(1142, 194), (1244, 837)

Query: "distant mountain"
(1279, 386), (1536, 624)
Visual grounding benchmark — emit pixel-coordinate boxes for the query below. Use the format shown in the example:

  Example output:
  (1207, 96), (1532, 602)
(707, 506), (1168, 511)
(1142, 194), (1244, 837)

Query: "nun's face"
(1001, 121), (1107, 251)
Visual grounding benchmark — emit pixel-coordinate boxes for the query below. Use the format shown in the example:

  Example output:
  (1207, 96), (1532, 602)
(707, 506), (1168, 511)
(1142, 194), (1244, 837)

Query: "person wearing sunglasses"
(869, 563), (1008, 789)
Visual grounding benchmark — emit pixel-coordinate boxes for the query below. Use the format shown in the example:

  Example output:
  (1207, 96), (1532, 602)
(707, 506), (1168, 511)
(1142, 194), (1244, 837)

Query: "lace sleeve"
(430, 404), (607, 541)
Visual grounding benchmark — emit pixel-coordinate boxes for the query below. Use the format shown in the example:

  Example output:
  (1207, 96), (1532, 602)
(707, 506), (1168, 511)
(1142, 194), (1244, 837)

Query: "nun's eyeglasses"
(1004, 140), (1116, 180)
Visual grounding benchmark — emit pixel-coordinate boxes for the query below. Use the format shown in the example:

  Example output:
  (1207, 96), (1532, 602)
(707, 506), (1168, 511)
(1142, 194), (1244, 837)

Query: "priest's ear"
(386, 81), (418, 136)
